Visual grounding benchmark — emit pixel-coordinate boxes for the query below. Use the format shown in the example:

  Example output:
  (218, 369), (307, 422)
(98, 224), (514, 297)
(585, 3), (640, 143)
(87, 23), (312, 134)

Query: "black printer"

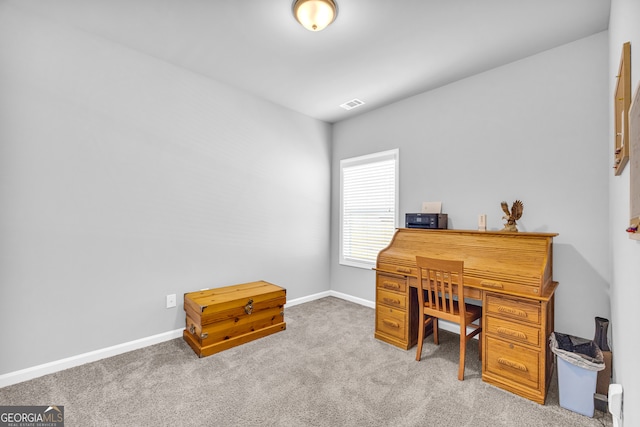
(405, 213), (448, 229)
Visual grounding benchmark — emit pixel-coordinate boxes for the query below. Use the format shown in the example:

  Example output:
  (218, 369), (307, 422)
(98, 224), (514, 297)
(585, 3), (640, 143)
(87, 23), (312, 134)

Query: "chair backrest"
(415, 256), (466, 318)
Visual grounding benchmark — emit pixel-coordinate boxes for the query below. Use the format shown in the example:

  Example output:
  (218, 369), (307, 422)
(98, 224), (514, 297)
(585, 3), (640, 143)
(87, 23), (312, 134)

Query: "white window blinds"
(340, 149), (399, 268)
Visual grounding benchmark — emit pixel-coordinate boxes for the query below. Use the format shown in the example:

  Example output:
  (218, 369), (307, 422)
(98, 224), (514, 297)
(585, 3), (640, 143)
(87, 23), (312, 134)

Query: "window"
(340, 149), (399, 269)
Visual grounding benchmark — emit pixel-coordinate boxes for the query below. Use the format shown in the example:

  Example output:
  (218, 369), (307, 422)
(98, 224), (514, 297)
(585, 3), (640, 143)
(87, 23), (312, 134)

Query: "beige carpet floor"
(0, 297), (612, 426)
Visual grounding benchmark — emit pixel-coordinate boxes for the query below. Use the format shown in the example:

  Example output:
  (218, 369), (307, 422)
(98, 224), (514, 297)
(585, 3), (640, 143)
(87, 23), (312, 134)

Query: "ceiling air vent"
(339, 98), (365, 111)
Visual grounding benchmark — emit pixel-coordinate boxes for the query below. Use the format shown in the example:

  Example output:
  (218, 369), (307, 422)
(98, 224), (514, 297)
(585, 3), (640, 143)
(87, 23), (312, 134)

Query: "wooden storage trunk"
(183, 281), (286, 357)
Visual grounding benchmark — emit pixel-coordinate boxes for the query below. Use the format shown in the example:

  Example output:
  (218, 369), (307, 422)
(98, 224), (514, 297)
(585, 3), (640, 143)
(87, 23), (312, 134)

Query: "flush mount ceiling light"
(292, 0), (338, 31)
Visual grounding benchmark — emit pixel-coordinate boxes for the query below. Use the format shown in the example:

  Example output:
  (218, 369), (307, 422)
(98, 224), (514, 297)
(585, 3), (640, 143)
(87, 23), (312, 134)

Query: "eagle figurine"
(501, 200), (524, 232)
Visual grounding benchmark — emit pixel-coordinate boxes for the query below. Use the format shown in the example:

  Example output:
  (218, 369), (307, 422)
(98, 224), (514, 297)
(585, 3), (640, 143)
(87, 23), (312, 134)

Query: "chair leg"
(458, 325), (466, 381)
(478, 331), (482, 361)
(416, 313), (425, 361)
(433, 318), (439, 345)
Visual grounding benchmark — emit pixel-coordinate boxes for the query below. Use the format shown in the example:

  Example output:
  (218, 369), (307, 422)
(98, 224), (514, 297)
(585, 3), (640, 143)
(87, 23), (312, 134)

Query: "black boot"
(594, 316), (610, 351)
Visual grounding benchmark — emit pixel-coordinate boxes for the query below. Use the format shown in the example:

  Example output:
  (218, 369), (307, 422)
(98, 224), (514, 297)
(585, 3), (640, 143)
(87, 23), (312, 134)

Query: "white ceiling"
(9, 0), (611, 123)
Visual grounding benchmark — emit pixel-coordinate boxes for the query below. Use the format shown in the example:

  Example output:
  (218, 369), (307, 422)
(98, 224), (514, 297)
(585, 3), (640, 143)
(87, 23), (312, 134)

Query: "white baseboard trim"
(285, 290), (332, 307)
(1, 291), (367, 388)
(0, 328), (184, 389)
(1, 291), (470, 388)
(328, 290), (376, 309)
(286, 290), (375, 309)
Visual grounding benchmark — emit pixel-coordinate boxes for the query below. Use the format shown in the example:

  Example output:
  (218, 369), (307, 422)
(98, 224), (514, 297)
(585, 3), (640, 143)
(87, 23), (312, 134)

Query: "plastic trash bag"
(549, 332), (605, 372)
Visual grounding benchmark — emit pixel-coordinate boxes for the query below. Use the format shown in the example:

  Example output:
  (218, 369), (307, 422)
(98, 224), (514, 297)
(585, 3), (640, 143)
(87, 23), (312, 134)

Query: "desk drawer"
(466, 276), (543, 297)
(485, 336), (540, 390)
(377, 263), (416, 277)
(377, 274), (407, 293)
(377, 288), (406, 310)
(485, 294), (540, 325)
(376, 306), (406, 341)
(486, 316), (540, 347)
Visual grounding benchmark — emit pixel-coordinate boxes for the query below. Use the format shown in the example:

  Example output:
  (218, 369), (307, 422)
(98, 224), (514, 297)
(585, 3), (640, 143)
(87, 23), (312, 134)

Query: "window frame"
(339, 148), (399, 269)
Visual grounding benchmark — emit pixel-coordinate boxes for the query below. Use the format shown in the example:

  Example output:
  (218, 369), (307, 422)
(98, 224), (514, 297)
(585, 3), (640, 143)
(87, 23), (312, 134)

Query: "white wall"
(609, 1), (640, 425)
(331, 33), (610, 340)
(0, 4), (331, 375)
(2, 4), (630, 419)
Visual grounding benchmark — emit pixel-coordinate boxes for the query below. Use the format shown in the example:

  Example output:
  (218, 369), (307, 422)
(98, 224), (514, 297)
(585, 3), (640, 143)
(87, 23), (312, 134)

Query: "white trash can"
(550, 332), (605, 418)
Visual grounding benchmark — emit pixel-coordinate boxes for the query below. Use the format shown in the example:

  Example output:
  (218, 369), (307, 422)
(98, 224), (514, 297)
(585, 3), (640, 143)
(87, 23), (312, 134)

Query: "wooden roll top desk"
(374, 228), (558, 404)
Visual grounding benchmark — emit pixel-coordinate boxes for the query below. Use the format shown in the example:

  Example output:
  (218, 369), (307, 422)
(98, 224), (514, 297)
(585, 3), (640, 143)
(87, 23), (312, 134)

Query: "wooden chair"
(415, 256), (482, 380)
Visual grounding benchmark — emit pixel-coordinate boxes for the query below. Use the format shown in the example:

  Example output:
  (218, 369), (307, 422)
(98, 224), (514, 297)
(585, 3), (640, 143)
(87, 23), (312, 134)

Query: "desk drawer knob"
(497, 357), (528, 372)
(497, 327), (528, 341)
(383, 297), (401, 306)
(382, 281), (401, 290)
(481, 280), (504, 289)
(382, 319), (400, 329)
(497, 306), (527, 318)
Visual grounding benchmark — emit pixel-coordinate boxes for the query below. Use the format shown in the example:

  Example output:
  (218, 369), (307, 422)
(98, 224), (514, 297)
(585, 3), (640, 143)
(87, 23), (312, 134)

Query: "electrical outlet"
(166, 294), (176, 309)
